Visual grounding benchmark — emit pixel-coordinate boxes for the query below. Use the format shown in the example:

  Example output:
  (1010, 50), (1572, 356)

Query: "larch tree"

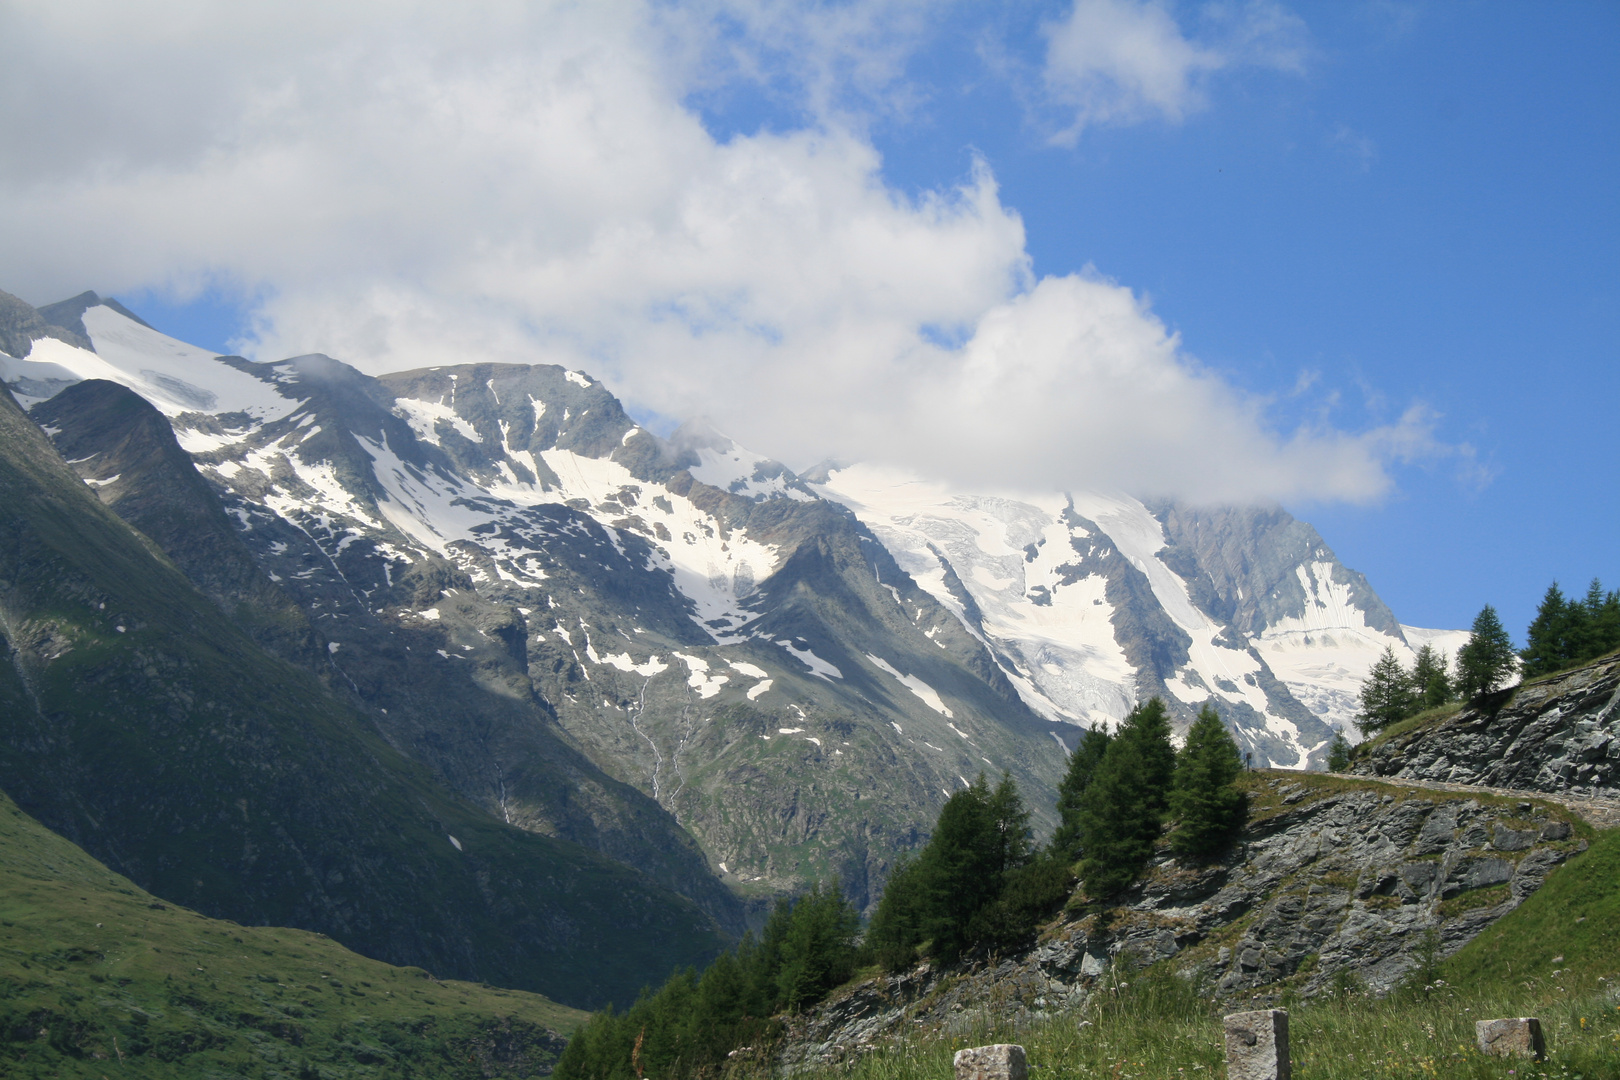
(1050, 723), (1113, 862)
(1519, 582), (1575, 678)
(1325, 728), (1352, 773)
(1457, 604), (1518, 698)
(1167, 704), (1248, 859)
(1076, 698), (1175, 900)
(1410, 643), (1453, 711)
(1358, 645), (1417, 732)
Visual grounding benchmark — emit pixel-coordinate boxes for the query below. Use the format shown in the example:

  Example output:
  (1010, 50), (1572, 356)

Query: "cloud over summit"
(1, 0), (1438, 505)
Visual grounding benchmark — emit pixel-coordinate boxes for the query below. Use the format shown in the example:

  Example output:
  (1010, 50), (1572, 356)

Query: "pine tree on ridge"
(1167, 703), (1248, 859)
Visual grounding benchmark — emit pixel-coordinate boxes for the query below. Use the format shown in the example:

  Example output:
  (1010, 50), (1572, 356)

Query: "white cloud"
(1040, 0), (1308, 144)
(0, 0), (1437, 506)
(842, 273), (1433, 504)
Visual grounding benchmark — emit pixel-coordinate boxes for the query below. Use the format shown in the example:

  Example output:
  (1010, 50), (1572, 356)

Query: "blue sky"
(4, 1), (1615, 638)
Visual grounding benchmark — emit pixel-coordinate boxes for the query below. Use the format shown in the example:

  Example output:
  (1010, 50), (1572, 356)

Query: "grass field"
(0, 790), (588, 1079)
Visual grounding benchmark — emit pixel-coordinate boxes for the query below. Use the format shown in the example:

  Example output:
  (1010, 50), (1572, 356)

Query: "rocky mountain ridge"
(1, 289), (1466, 909)
(0, 369), (727, 1009)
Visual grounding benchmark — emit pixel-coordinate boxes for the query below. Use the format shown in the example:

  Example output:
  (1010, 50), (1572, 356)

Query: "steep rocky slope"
(1351, 654), (1620, 799)
(776, 771), (1594, 1069)
(0, 382), (725, 1009)
(30, 376), (747, 933)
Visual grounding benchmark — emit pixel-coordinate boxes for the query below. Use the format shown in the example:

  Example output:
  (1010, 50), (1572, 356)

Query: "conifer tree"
(1050, 723), (1112, 861)
(1520, 582), (1575, 678)
(1592, 581), (1620, 658)
(1410, 643), (1453, 710)
(1573, 578), (1620, 664)
(1358, 645), (1417, 731)
(1325, 729), (1352, 772)
(1167, 704), (1248, 858)
(1076, 698), (1175, 900)
(1457, 604), (1517, 698)
(862, 854), (925, 972)
(774, 883), (860, 1010)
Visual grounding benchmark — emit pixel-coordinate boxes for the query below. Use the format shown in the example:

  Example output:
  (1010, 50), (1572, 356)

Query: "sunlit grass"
(754, 966), (1619, 1080)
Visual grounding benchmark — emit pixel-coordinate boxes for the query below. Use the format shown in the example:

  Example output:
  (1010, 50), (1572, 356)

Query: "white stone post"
(1223, 1009), (1290, 1080)
(1475, 1018), (1545, 1059)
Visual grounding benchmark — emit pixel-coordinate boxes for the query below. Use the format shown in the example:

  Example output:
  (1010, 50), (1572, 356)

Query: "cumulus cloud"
(1040, 0), (1308, 144)
(0, 0), (1438, 505)
(843, 274), (1436, 504)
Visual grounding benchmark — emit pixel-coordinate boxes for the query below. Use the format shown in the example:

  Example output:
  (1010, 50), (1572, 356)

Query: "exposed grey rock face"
(776, 776), (1586, 1069)
(1150, 502), (1402, 641)
(1476, 1017), (1545, 1059)
(1351, 656), (1620, 799)
(30, 379), (321, 665)
(37, 290), (156, 340)
(953, 1043), (1027, 1080)
(0, 288), (93, 359)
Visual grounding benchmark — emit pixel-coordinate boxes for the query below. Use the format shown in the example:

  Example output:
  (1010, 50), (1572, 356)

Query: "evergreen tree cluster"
(558, 698), (1253, 1076)
(864, 773), (1071, 971)
(1355, 601), (1526, 734)
(1357, 642), (1455, 732)
(1520, 579), (1620, 678)
(1354, 579), (1618, 744)
(555, 884), (859, 1080)
(1067, 701), (1248, 897)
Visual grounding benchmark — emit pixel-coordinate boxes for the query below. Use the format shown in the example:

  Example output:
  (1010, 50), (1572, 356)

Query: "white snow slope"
(813, 464), (1465, 757)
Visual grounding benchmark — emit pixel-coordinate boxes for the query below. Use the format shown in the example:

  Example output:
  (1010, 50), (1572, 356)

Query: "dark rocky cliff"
(1350, 655), (1620, 800)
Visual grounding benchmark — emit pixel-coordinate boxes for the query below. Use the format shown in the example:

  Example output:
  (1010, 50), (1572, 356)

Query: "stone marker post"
(1223, 1009), (1290, 1080)
(953, 1043), (1027, 1080)
(1476, 1018), (1545, 1060)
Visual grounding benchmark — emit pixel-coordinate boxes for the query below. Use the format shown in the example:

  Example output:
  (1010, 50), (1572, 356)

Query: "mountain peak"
(0, 289), (94, 358)
(39, 290), (156, 339)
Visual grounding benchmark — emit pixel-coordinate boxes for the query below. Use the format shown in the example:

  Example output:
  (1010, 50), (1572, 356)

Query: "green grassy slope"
(0, 788), (588, 1078)
(0, 387), (725, 1009)
(1441, 823), (1620, 989)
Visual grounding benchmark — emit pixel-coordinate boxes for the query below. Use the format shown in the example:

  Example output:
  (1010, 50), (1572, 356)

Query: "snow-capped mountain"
(1, 290), (1464, 907)
(811, 466), (1470, 762)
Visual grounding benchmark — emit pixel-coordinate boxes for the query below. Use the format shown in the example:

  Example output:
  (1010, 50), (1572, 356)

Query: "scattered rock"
(953, 1043), (1027, 1080)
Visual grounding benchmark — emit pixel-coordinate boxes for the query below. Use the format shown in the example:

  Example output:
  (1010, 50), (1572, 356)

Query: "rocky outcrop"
(777, 774), (1588, 1070)
(1351, 655), (1620, 800)
(0, 288), (93, 359)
